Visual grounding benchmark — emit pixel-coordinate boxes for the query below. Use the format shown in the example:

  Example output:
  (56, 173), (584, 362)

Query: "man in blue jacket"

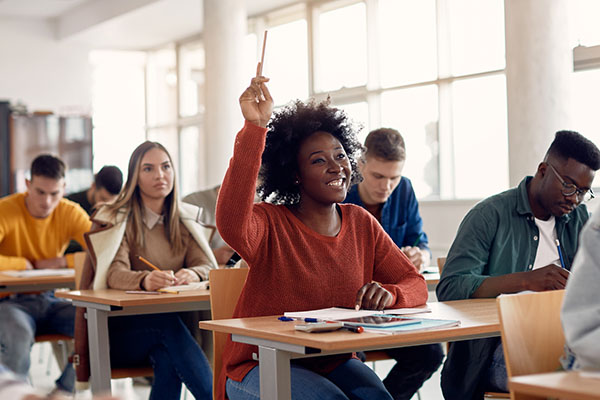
(344, 127), (443, 400)
(437, 130), (600, 399)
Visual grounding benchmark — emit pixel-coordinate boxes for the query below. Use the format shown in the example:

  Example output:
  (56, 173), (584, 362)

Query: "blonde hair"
(105, 141), (184, 254)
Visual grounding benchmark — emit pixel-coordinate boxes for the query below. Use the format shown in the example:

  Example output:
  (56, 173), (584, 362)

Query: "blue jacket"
(343, 177), (430, 253)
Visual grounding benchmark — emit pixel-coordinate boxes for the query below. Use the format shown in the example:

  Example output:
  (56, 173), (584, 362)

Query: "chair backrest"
(437, 257), (446, 274)
(73, 251), (87, 290)
(209, 267), (249, 400)
(497, 290), (566, 379)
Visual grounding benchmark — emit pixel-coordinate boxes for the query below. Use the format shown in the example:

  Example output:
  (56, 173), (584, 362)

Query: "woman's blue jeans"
(0, 292), (75, 392)
(109, 313), (212, 400)
(226, 358), (392, 400)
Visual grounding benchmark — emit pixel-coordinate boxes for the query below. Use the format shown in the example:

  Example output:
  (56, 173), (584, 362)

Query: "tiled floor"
(29, 341), (445, 399)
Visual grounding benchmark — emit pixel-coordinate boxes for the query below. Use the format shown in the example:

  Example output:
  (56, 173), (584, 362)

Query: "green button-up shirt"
(436, 176), (590, 400)
(437, 176), (589, 301)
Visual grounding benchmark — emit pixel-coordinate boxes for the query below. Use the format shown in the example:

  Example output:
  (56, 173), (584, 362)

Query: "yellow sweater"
(0, 192), (91, 270)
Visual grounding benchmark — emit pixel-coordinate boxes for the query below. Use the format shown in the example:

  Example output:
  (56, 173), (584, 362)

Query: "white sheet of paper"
(284, 306), (430, 321)
(159, 281), (209, 292)
(3, 269), (75, 277)
(579, 370), (600, 379)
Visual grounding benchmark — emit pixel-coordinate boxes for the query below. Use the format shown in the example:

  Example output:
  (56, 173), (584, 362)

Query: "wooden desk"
(56, 289), (210, 394)
(0, 271), (75, 293)
(424, 272), (440, 290)
(200, 298), (499, 400)
(510, 371), (600, 400)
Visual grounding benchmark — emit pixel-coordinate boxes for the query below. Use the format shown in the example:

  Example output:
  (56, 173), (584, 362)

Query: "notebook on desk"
(361, 317), (460, 334)
(3, 269), (75, 278)
(284, 306), (431, 321)
(158, 281), (209, 293)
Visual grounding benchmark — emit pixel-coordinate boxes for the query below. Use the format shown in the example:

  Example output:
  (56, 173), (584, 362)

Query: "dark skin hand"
(472, 264), (570, 298)
(355, 282), (394, 311)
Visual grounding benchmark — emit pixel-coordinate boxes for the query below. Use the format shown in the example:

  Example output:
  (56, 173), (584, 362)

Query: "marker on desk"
(278, 316), (294, 322)
(304, 318), (319, 323)
(342, 325), (364, 333)
(555, 239), (567, 269)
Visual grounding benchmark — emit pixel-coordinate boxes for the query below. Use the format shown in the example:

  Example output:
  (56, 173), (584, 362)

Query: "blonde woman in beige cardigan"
(80, 141), (216, 400)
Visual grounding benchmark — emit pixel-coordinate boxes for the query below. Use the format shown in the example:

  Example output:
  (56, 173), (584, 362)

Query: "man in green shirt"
(437, 130), (600, 399)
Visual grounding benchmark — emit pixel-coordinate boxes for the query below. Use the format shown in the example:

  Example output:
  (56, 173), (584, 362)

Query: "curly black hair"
(258, 99), (364, 205)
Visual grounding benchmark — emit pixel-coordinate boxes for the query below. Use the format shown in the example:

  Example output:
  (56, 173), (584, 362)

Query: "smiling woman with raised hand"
(214, 70), (428, 400)
(75, 141), (217, 400)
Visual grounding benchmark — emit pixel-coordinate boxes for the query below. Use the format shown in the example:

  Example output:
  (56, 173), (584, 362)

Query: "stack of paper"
(284, 306), (430, 321)
(361, 318), (460, 334)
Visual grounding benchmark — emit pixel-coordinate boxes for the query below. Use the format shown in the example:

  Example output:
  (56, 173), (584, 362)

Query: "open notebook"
(284, 306), (431, 321)
(157, 280), (209, 292)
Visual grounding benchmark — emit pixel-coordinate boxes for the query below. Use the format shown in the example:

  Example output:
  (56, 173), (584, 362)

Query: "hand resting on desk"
(355, 282), (393, 311)
(26, 257), (67, 270)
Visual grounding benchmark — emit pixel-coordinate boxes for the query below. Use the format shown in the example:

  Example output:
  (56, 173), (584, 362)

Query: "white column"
(203, 0), (246, 186)
(505, 0), (572, 186)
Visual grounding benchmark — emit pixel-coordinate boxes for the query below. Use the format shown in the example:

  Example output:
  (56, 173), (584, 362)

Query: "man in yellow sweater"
(0, 154), (91, 395)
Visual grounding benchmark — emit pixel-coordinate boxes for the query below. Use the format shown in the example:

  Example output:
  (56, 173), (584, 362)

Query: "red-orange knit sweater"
(215, 121), (428, 400)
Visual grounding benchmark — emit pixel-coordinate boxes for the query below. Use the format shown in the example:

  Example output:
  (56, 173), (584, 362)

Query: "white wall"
(420, 199), (478, 260)
(0, 17), (92, 113)
(420, 196), (600, 261)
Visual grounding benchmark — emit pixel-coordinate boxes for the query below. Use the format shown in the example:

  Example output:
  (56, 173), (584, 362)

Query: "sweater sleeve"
(216, 121), (270, 263)
(184, 236), (213, 281)
(372, 219), (428, 308)
(562, 211), (600, 370)
(106, 234), (149, 290)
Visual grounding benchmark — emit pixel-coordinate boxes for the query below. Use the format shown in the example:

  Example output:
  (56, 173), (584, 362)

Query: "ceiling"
(0, 0), (300, 49)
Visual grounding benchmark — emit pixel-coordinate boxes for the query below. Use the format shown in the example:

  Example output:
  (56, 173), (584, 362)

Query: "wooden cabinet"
(0, 102), (93, 196)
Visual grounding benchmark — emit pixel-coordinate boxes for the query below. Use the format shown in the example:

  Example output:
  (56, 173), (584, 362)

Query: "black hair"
(30, 154), (66, 180)
(364, 128), (406, 161)
(95, 165), (123, 195)
(546, 130), (600, 170)
(258, 99), (363, 205)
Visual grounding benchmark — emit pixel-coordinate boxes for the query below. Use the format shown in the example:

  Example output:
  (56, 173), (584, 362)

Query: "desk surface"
(0, 271), (75, 293)
(199, 298), (498, 352)
(55, 288), (210, 307)
(510, 371), (600, 400)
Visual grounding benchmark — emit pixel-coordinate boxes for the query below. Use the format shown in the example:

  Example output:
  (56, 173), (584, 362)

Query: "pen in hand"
(555, 239), (567, 270)
(137, 255), (177, 286)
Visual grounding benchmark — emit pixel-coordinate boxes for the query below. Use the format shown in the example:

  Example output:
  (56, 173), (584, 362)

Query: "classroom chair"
(32, 252), (87, 380)
(497, 290), (566, 400)
(208, 267), (249, 400)
(437, 257), (509, 400)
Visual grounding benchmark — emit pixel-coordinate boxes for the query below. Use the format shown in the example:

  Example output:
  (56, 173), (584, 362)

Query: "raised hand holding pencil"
(138, 255), (177, 291)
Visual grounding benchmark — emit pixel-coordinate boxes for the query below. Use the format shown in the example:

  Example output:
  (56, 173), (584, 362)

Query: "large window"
(246, 0), (506, 199)
(95, 0), (507, 200)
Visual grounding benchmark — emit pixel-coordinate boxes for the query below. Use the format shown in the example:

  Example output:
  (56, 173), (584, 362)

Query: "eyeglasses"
(547, 163), (595, 202)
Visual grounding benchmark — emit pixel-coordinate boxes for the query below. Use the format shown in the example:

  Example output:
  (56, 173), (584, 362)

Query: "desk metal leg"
(87, 308), (112, 394)
(258, 346), (292, 400)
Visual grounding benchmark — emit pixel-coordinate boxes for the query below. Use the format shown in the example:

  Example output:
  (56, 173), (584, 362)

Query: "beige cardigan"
(74, 202), (217, 386)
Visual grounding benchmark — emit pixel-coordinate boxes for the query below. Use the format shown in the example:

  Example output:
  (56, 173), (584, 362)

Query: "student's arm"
(562, 213), (600, 369)
(437, 206), (570, 300)
(62, 203), (92, 268)
(472, 264), (569, 298)
(0, 220), (30, 270)
(106, 234), (152, 290)
(363, 215), (428, 310)
(177, 237), (213, 283)
(216, 75), (273, 263)
(398, 179), (431, 270)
